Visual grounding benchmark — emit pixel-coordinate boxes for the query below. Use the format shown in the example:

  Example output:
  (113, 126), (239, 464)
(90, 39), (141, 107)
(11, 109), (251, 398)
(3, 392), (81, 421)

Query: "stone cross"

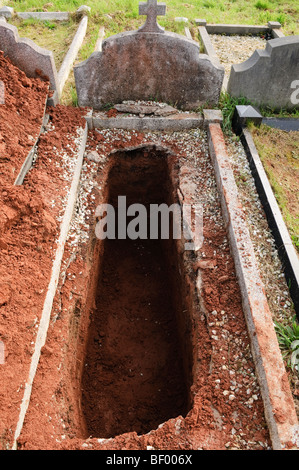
(138, 0), (166, 34)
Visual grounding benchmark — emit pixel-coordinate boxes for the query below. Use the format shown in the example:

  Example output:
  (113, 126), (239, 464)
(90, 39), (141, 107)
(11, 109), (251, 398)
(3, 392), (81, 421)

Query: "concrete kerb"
(197, 25), (225, 90)
(57, 14), (88, 97)
(85, 108), (223, 132)
(16, 11), (70, 21)
(195, 20), (283, 37)
(14, 98), (49, 186)
(12, 123), (88, 450)
(207, 122), (299, 450)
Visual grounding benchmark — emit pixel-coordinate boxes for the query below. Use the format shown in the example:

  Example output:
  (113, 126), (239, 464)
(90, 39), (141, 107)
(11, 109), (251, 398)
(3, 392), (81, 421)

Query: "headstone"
(227, 36), (299, 110)
(74, 0), (224, 110)
(0, 21), (58, 93)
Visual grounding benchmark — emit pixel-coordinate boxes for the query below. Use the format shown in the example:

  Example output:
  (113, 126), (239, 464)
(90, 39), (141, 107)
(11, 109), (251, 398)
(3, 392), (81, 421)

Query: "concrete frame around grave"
(74, 29), (225, 110)
(0, 21), (58, 93)
(227, 36), (299, 110)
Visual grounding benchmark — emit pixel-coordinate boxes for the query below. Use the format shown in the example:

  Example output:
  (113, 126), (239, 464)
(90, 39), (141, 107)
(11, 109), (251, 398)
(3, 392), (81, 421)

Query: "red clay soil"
(15, 129), (271, 450)
(0, 53), (87, 449)
(0, 51), (49, 186)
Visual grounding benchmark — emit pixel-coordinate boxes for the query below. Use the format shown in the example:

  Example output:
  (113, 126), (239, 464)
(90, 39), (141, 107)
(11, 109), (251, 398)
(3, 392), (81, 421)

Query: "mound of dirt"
(0, 50), (49, 185)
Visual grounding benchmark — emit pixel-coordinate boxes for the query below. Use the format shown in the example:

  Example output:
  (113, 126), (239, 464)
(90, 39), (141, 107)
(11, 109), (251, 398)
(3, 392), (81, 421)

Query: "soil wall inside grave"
(79, 145), (196, 439)
(16, 129), (271, 450)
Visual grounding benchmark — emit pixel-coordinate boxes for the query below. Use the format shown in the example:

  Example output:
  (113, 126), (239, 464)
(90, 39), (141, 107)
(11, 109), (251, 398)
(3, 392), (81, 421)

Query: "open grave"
(0, 0), (298, 452)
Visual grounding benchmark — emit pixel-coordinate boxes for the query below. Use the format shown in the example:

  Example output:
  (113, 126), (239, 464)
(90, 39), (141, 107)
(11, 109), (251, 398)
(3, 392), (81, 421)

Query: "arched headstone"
(74, 1), (224, 110)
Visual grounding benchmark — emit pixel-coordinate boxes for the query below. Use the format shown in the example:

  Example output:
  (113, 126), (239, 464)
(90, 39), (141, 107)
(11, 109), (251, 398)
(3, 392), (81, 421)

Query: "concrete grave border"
(207, 121), (299, 450)
(196, 19), (284, 38)
(56, 14), (88, 97)
(14, 100), (49, 186)
(16, 11), (70, 21)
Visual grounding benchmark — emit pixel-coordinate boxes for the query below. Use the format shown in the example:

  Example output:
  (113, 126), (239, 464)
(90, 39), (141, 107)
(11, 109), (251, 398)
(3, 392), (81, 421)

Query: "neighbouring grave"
(227, 36), (299, 110)
(74, 0), (224, 110)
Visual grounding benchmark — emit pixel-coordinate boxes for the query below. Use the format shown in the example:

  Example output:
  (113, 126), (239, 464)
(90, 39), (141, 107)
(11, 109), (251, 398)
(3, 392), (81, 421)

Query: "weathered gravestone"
(74, 0), (224, 110)
(227, 36), (299, 110)
(0, 21), (58, 93)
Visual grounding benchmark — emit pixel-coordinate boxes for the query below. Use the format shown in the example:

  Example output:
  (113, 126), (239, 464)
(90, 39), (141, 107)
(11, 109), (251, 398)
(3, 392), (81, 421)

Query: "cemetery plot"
(8, 18), (80, 71)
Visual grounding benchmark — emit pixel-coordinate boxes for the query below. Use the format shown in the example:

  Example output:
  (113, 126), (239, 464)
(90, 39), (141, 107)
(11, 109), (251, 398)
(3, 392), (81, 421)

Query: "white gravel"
(209, 34), (267, 76)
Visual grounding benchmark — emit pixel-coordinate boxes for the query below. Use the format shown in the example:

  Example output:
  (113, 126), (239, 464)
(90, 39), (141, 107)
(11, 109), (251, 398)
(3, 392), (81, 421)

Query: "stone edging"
(14, 98), (49, 186)
(57, 14), (88, 97)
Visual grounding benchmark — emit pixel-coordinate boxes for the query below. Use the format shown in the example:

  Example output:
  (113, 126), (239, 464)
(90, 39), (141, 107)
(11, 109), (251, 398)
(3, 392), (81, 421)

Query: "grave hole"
(80, 145), (195, 439)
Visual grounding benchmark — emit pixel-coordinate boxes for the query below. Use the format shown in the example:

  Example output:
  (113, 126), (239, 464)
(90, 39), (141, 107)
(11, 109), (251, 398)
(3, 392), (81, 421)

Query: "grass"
(275, 317), (299, 373)
(219, 92), (252, 134)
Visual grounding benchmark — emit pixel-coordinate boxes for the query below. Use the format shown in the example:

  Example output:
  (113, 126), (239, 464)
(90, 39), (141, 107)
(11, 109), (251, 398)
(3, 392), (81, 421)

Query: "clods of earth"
(0, 50), (297, 450)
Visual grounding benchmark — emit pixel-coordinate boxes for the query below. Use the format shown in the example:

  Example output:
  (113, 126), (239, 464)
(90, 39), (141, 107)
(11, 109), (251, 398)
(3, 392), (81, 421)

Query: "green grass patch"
(219, 92), (252, 134)
(275, 317), (299, 372)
